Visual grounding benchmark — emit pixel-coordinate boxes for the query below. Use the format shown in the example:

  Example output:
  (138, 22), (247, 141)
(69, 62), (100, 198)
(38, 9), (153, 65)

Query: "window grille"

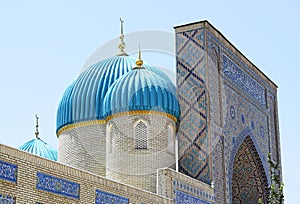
(135, 121), (147, 149)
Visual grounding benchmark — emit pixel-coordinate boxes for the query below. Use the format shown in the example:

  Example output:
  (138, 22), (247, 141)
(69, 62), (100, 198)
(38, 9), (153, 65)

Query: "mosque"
(0, 20), (281, 203)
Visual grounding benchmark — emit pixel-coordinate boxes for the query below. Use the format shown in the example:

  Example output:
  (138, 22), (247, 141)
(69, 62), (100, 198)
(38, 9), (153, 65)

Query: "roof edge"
(174, 20), (278, 89)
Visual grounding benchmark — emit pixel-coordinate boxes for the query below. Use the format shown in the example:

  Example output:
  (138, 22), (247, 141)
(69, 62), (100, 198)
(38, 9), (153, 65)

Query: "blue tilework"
(222, 85), (270, 202)
(36, 172), (80, 199)
(230, 106), (235, 119)
(223, 54), (266, 106)
(0, 160), (17, 183)
(172, 179), (214, 202)
(95, 189), (128, 204)
(0, 194), (15, 204)
(206, 30), (275, 203)
(175, 190), (211, 204)
(208, 31), (276, 97)
(176, 28), (211, 184)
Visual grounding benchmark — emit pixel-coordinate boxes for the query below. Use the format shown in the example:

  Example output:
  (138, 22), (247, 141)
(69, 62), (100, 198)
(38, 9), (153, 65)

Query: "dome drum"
(105, 113), (176, 192)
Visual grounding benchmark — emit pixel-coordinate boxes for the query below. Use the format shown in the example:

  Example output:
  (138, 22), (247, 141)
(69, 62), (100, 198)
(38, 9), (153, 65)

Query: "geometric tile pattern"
(172, 180), (214, 203)
(208, 38), (227, 203)
(231, 136), (269, 203)
(0, 160), (17, 183)
(175, 190), (211, 204)
(176, 28), (211, 184)
(36, 172), (80, 199)
(0, 194), (15, 204)
(95, 189), (129, 204)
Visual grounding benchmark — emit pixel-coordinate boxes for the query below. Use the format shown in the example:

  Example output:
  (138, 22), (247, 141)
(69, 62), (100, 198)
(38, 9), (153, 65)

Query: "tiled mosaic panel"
(222, 54), (266, 106)
(231, 136), (268, 203)
(36, 172), (80, 199)
(0, 194), (15, 204)
(207, 38), (227, 203)
(175, 190), (211, 204)
(0, 160), (17, 183)
(206, 31), (276, 203)
(176, 28), (211, 184)
(172, 179), (214, 203)
(223, 80), (269, 164)
(95, 189), (128, 204)
(223, 84), (270, 201)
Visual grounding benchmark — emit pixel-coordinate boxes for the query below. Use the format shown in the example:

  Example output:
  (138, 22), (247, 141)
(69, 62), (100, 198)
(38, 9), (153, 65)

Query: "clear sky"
(0, 0), (298, 202)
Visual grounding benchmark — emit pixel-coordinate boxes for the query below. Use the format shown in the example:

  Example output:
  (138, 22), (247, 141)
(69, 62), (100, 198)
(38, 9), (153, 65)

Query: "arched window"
(134, 120), (148, 149)
(107, 123), (114, 153)
(167, 124), (175, 154)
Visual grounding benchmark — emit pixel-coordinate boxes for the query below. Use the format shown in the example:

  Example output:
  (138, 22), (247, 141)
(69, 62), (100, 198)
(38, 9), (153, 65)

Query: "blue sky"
(0, 0), (298, 202)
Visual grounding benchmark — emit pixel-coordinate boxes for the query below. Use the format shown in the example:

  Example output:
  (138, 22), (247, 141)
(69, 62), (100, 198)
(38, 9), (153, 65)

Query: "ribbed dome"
(56, 55), (174, 133)
(103, 67), (180, 120)
(19, 138), (58, 161)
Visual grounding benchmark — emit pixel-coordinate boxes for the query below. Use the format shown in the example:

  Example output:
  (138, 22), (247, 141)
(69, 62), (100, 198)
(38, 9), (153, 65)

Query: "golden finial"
(35, 114), (40, 139)
(135, 45), (144, 68)
(117, 17), (128, 56)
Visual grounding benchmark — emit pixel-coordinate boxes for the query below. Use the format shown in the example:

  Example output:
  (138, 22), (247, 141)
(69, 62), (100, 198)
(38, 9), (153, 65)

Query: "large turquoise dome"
(19, 138), (58, 161)
(56, 55), (174, 134)
(103, 66), (180, 121)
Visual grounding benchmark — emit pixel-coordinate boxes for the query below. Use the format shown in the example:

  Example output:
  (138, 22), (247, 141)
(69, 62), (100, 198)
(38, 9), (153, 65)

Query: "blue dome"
(56, 55), (174, 133)
(103, 67), (180, 120)
(19, 138), (58, 161)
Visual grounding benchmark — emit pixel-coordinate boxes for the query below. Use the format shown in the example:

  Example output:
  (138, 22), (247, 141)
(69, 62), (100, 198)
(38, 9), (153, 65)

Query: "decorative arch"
(211, 46), (220, 71)
(106, 122), (115, 153)
(229, 128), (269, 203)
(167, 123), (175, 154)
(132, 116), (151, 126)
(134, 120), (148, 149)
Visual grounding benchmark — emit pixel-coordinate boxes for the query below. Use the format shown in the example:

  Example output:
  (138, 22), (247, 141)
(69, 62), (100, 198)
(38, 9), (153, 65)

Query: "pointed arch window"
(134, 120), (148, 149)
(167, 124), (175, 154)
(107, 123), (115, 153)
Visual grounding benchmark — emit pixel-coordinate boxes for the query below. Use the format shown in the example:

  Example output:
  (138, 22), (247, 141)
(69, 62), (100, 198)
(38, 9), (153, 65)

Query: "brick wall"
(58, 123), (106, 177)
(0, 144), (172, 204)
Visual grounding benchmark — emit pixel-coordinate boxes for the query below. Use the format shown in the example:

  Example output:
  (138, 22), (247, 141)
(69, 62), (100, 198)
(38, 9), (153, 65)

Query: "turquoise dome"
(56, 55), (174, 133)
(103, 67), (180, 120)
(19, 138), (58, 161)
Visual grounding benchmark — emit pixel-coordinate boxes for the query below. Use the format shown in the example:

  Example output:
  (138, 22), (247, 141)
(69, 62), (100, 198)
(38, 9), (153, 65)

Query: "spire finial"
(135, 45), (144, 67)
(117, 17), (128, 56)
(35, 114), (40, 139)
(120, 17), (124, 35)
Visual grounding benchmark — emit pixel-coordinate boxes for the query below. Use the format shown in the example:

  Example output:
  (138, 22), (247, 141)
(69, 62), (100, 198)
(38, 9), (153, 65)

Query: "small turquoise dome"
(19, 138), (58, 161)
(103, 67), (180, 120)
(56, 55), (174, 133)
